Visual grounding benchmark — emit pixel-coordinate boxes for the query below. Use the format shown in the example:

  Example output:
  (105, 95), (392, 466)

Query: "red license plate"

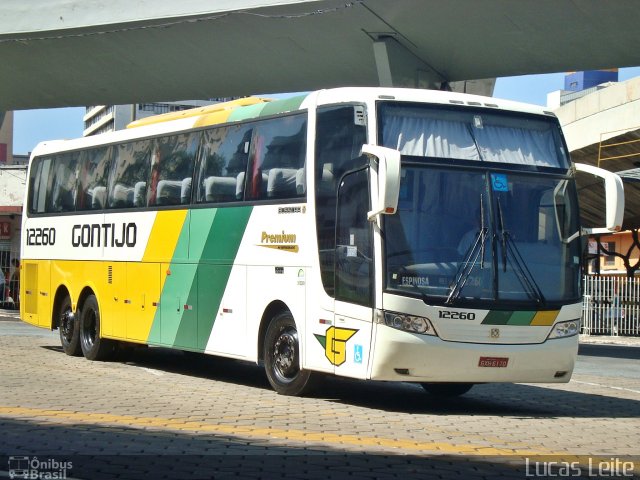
(478, 356), (509, 368)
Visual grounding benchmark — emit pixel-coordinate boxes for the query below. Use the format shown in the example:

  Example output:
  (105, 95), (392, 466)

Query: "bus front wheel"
(79, 294), (114, 361)
(59, 296), (81, 356)
(421, 383), (474, 397)
(264, 312), (315, 396)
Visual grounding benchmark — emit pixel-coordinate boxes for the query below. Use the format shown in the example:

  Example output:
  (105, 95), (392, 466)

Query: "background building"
(0, 163), (26, 307)
(83, 99), (237, 136)
(0, 111), (24, 306)
(0, 111), (13, 164)
(547, 69), (619, 109)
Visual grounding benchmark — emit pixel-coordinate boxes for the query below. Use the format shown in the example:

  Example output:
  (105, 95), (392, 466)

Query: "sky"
(12, 67), (640, 156)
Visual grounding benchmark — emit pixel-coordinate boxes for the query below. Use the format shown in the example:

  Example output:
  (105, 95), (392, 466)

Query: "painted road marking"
(571, 380), (640, 395)
(0, 405), (636, 468)
(0, 405), (548, 456)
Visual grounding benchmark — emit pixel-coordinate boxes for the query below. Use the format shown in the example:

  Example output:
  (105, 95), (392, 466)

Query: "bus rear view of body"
(20, 88), (623, 396)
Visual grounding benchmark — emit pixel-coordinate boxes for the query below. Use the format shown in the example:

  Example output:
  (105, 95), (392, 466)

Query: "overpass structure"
(557, 76), (640, 231)
(2, 0), (640, 110)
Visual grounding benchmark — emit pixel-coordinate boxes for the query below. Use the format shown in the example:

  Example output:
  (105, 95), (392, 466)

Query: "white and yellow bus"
(20, 87), (623, 396)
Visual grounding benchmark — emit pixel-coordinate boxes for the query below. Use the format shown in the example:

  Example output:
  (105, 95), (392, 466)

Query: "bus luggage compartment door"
(22, 261), (51, 328)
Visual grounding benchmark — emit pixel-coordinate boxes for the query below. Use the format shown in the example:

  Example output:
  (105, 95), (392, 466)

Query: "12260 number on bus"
(26, 227), (56, 246)
(439, 311), (476, 320)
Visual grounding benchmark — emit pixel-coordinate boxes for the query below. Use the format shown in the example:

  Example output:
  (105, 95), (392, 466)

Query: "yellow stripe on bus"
(142, 210), (188, 263)
(531, 310), (559, 326)
(192, 110), (235, 128)
(127, 97), (270, 129)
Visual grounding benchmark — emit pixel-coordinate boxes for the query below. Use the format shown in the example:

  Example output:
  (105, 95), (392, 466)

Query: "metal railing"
(0, 246), (20, 310)
(582, 275), (640, 336)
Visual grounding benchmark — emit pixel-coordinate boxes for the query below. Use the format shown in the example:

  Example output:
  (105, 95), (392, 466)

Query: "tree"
(596, 229), (640, 278)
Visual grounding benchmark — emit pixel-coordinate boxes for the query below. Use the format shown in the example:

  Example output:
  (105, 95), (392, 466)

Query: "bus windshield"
(384, 166), (581, 308)
(379, 103), (581, 309)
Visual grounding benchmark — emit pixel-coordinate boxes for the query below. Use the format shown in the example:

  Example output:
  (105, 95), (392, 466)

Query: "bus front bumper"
(369, 325), (579, 383)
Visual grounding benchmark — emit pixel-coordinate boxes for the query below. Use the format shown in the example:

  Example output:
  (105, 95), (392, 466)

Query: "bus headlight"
(382, 311), (437, 336)
(547, 319), (580, 340)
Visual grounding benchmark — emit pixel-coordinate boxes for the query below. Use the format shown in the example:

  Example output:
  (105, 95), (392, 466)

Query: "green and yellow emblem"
(314, 326), (358, 366)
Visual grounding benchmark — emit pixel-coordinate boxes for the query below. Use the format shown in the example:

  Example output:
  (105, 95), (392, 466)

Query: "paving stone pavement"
(0, 318), (638, 479)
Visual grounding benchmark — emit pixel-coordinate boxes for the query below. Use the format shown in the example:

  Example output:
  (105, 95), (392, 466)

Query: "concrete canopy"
(572, 129), (640, 231)
(2, 0), (640, 110)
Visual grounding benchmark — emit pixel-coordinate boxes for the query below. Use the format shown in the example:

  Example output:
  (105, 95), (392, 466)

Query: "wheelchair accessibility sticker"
(354, 344), (363, 364)
(491, 173), (509, 192)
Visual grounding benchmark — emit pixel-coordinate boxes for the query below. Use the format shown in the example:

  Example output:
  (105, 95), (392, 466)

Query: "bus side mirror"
(361, 144), (401, 221)
(574, 163), (624, 234)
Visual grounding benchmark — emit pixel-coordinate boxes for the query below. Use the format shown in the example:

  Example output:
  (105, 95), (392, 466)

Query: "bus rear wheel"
(264, 312), (315, 396)
(79, 294), (114, 361)
(59, 296), (81, 356)
(421, 383), (474, 397)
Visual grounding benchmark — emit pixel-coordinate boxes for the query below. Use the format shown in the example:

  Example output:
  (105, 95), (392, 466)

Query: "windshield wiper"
(447, 194), (488, 305)
(496, 197), (508, 272)
(496, 198), (546, 305)
(446, 227), (488, 304)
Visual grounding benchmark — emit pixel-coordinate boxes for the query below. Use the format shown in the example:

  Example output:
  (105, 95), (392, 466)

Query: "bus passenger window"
(108, 140), (152, 209)
(47, 153), (80, 213)
(245, 114), (307, 201)
(76, 147), (111, 211)
(28, 157), (52, 214)
(195, 124), (253, 203)
(148, 133), (199, 206)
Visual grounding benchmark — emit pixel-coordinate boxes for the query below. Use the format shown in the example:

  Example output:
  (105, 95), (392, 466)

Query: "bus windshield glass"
(379, 104), (580, 308)
(384, 166), (581, 308)
(380, 102), (570, 169)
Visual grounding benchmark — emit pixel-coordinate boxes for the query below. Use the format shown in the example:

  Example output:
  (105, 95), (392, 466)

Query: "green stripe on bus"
(147, 212), (195, 345)
(482, 311), (538, 326)
(259, 95), (307, 117)
(182, 206), (252, 349)
(147, 207), (252, 350)
(198, 206), (252, 262)
(482, 311), (512, 325)
(160, 210), (215, 348)
(172, 206), (253, 350)
(228, 103), (269, 122)
(508, 311), (536, 325)
(228, 94), (307, 122)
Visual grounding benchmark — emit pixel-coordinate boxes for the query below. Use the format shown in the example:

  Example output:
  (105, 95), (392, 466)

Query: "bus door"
(331, 168), (374, 378)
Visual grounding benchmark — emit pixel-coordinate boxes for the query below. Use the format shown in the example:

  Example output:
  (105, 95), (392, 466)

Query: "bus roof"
(29, 88), (555, 160)
(125, 97), (272, 129)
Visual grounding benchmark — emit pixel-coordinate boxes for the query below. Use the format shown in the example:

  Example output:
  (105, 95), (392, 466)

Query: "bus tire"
(79, 294), (114, 361)
(59, 295), (81, 356)
(264, 311), (315, 396)
(421, 383), (474, 397)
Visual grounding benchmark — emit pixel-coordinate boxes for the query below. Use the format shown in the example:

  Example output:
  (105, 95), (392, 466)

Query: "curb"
(579, 334), (640, 347)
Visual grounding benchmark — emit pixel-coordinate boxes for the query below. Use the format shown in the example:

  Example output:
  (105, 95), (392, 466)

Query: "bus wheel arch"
(51, 285), (71, 330)
(52, 285), (81, 356)
(257, 300), (289, 362)
(260, 302), (316, 396)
